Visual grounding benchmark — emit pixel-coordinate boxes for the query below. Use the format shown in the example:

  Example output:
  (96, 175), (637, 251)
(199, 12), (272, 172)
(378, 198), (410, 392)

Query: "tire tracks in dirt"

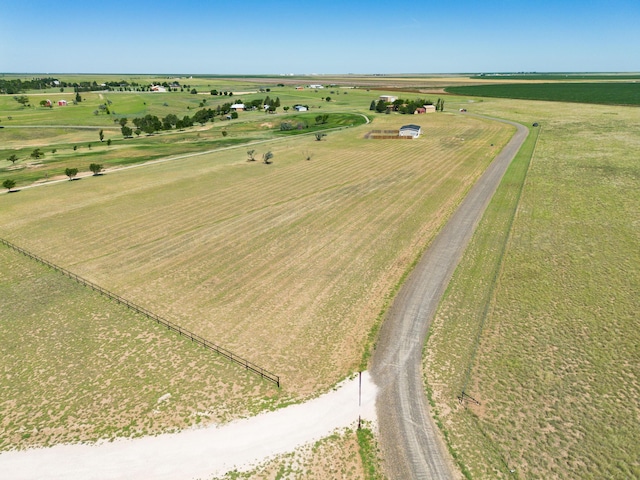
(371, 116), (528, 479)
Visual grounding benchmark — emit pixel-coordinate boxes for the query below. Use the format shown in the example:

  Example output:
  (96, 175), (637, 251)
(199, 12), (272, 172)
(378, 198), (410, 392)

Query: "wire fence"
(0, 237), (280, 388)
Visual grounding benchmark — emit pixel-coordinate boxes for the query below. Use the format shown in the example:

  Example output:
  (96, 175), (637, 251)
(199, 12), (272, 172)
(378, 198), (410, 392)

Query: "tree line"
(370, 97), (445, 114)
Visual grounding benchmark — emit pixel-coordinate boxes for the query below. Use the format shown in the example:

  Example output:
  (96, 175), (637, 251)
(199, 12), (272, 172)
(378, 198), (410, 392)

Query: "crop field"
(424, 97), (640, 478)
(446, 82), (640, 105)
(0, 107), (514, 414)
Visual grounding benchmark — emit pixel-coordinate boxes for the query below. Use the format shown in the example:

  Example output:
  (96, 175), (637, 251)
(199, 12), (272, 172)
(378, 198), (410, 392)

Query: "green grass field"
(1, 81), (378, 187)
(445, 82), (640, 105)
(424, 97), (640, 478)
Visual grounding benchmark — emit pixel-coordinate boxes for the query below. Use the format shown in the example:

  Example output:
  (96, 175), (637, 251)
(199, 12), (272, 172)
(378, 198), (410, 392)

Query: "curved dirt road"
(372, 117), (528, 479)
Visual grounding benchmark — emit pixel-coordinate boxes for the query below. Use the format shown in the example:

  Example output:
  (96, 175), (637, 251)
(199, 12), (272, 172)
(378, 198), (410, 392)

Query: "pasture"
(0, 104), (513, 449)
(0, 245), (282, 451)
(424, 98), (640, 478)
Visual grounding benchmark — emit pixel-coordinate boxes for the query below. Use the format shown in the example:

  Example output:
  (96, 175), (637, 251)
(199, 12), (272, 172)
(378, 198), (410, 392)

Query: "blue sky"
(1, 0), (638, 74)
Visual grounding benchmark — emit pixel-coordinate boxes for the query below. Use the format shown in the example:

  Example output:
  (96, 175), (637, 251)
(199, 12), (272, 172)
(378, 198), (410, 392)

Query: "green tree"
(89, 163), (103, 176)
(30, 148), (44, 160)
(325, 97), (331, 102)
(107, 139), (112, 146)
(99, 129), (104, 142)
(65, 167), (78, 180)
(315, 133), (327, 141)
(75, 92), (82, 103)
(375, 99), (387, 113)
(247, 149), (256, 162)
(369, 100), (376, 111)
(121, 125), (133, 138)
(262, 151), (273, 164)
(3, 179), (16, 192)
(119, 117), (128, 127)
(7, 154), (18, 165)
(14, 95), (29, 106)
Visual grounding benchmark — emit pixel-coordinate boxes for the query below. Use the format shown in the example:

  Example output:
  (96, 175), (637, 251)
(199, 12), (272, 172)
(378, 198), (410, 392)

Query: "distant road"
(372, 117), (528, 479)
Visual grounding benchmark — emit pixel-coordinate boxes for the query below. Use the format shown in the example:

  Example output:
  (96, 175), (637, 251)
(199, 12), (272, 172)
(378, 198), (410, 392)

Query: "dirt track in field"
(371, 116), (528, 479)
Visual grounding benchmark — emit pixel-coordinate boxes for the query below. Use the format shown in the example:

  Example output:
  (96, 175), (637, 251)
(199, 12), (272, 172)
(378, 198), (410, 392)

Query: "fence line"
(0, 237), (280, 388)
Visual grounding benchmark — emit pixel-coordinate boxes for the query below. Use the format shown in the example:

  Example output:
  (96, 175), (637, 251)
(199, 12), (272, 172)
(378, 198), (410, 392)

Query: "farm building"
(44, 99), (52, 107)
(417, 105), (436, 113)
(294, 105), (308, 112)
(379, 95), (397, 103)
(150, 85), (166, 92)
(230, 104), (245, 111)
(309, 84), (324, 89)
(399, 124), (422, 138)
(58, 100), (67, 106)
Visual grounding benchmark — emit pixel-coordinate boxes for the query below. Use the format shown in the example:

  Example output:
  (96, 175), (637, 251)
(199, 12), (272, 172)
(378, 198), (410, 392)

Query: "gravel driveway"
(371, 117), (528, 479)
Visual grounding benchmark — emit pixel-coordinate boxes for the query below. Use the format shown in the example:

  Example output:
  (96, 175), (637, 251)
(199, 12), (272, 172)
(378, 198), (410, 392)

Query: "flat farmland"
(0, 112), (514, 399)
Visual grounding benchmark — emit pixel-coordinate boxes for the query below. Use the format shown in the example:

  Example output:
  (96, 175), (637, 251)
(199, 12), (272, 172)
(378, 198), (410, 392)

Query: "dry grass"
(212, 427), (366, 480)
(0, 246), (282, 451)
(0, 112), (513, 402)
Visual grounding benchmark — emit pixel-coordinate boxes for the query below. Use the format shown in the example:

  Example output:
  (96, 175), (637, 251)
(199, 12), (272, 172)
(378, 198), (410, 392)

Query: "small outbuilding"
(58, 99), (67, 106)
(399, 124), (422, 138)
(379, 95), (397, 103)
(230, 103), (245, 111)
(294, 105), (308, 112)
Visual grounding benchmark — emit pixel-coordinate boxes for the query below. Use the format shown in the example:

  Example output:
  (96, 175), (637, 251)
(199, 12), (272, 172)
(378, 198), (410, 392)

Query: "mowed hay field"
(425, 98), (640, 478)
(0, 112), (514, 401)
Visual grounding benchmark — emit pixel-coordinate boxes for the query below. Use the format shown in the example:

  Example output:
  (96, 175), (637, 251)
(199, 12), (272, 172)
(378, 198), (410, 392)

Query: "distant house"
(379, 95), (397, 103)
(295, 86), (304, 90)
(309, 84), (324, 89)
(44, 99), (52, 107)
(230, 103), (245, 111)
(294, 105), (308, 112)
(399, 124), (422, 138)
(58, 99), (67, 106)
(150, 85), (166, 92)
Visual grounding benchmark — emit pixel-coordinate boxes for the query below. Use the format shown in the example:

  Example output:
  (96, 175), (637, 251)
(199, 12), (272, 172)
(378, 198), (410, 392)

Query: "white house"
(230, 103), (245, 111)
(309, 84), (324, 89)
(150, 85), (166, 92)
(379, 95), (397, 103)
(294, 105), (308, 112)
(399, 124), (422, 138)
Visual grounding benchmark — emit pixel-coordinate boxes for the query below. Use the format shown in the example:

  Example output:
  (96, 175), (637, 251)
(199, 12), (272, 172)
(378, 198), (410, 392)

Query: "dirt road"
(371, 117), (528, 479)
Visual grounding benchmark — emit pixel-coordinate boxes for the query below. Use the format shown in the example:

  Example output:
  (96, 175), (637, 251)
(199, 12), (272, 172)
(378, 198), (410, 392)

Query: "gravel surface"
(371, 117), (528, 479)
(0, 373), (377, 480)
